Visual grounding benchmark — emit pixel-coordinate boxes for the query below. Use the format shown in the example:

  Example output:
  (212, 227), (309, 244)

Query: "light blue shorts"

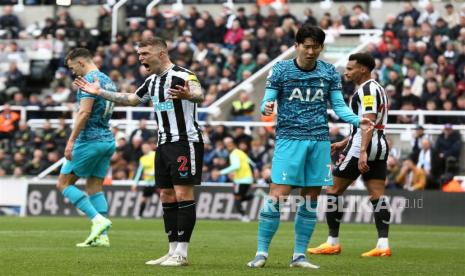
(271, 139), (333, 187)
(61, 140), (115, 179)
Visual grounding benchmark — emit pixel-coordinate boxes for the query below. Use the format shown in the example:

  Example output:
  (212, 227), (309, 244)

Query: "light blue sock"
(294, 200), (318, 255)
(89, 192), (109, 235)
(257, 197), (281, 255)
(63, 185), (98, 219)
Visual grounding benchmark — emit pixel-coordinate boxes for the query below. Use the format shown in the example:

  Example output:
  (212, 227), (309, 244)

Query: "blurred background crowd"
(0, 1), (464, 192)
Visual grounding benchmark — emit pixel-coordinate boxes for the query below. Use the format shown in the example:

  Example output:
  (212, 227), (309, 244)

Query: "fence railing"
(4, 104), (465, 133)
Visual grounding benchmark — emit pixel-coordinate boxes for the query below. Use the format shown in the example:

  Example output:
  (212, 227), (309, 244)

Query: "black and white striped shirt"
(135, 64), (203, 145)
(345, 79), (389, 161)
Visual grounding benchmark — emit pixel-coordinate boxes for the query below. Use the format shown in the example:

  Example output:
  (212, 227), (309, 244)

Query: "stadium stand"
(0, 0), (464, 192)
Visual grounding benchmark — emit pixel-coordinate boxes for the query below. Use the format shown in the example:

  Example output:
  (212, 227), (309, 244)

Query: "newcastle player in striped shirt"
(308, 53), (391, 257)
(74, 37), (204, 267)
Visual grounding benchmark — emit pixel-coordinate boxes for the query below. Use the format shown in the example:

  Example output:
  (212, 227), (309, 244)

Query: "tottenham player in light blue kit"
(247, 25), (373, 269)
(56, 48), (116, 247)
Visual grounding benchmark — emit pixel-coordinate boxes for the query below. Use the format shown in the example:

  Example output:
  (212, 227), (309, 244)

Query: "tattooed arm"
(73, 76), (141, 106)
(98, 89), (141, 106)
(187, 80), (204, 103)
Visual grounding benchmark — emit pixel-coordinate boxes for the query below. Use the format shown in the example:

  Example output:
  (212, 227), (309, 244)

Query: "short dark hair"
(348, 53), (375, 71)
(65, 48), (92, 64)
(295, 25), (325, 45)
(139, 36), (167, 49)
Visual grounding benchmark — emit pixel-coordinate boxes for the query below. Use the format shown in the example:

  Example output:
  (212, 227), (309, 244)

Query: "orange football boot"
(308, 242), (341, 255)
(361, 248), (391, 257)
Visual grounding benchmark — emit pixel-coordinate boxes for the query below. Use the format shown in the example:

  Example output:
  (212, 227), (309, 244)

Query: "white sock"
(168, 242), (178, 255)
(91, 213), (105, 224)
(292, 253), (305, 260)
(376, 238), (389, 249)
(256, 251), (268, 258)
(174, 242), (189, 257)
(327, 236), (339, 246)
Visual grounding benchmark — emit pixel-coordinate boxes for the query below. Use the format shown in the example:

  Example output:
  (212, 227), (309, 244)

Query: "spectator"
(385, 155), (401, 190)
(231, 91), (254, 121)
(352, 4), (370, 23)
(9, 91), (28, 106)
(417, 137), (440, 189)
(450, 13), (465, 40)
(24, 149), (47, 176)
(443, 4), (459, 29)
(410, 125), (430, 159)
(13, 121), (34, 146)
(224, 19), (244, 49)
(396, 155), (426, 191)
(232, 126), (252, 149)
(403, 67), (424, 98)
(417, 2), (441, 26)
(129, 119), (156, 143)
(337, 5), (351, 29)
(236, 53), (256, 81)
(0, 104), (20, 140)
(0, 5), (21, 39)
(5, 62), (25, 92)
(435, 124), (462, 176)
(421, 80), (441, 108)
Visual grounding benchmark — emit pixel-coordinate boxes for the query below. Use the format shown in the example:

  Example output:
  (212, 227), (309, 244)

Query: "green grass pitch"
(0, 217), (464, 275)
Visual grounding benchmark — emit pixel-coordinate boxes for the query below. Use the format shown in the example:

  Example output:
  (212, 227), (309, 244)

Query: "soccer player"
(73, 37), (204, 267)
(220, 137), (255, 222)
(308, 53), (391, 257)
(56, 48), (116, 247)
(247, 25), (373, 269)
(132, 142), (157, 219)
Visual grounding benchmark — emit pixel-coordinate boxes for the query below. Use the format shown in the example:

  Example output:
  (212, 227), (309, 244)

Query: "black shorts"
(332, 154), (387, 181)
(143, 185), (157, 197)
(233, 184), (251, 197)
(155, 141), (204, 189)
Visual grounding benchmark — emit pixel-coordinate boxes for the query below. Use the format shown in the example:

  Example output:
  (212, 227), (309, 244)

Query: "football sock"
(257, 197), (280, 255)
(234, 199), (245, 216)
(169, 242), (178, 255)
(326, 236), (339, 246)
(371, 198), (390, 239)
(326, 194), (343, 239)
(376, 238), (389, 249)
(177, 200), (196, 243)
(294, 200), (317, 255)
(139, 201), (146, 217)
(174, 242), (189, 258)
(162, 202), (178, 244)
(89, 192), (109, 235)
(63, 185), (98, 219)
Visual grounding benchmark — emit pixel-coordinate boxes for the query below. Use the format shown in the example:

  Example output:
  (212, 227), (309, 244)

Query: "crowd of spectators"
(0, 2), (464, 191)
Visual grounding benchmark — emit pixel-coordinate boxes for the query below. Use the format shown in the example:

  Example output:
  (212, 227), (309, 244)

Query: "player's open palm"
(73, 76), (101, 95)
(359, 117), (374, 131)
(168, 81), (190, 100)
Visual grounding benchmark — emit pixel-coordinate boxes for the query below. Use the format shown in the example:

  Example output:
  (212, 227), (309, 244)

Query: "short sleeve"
(358, 82), (378, 114)
(266, 62), (284, 91)
(80, 73), (98, 99)
(329, 65), (343, 92)
(135, 76), (154, 104)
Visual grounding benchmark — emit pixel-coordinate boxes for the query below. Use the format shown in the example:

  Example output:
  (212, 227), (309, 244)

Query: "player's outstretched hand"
(168, 81), (190, 100)
(359, 117), (374, 131)
(73, 76), (101, 96)
(262, 102), (275, 116)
